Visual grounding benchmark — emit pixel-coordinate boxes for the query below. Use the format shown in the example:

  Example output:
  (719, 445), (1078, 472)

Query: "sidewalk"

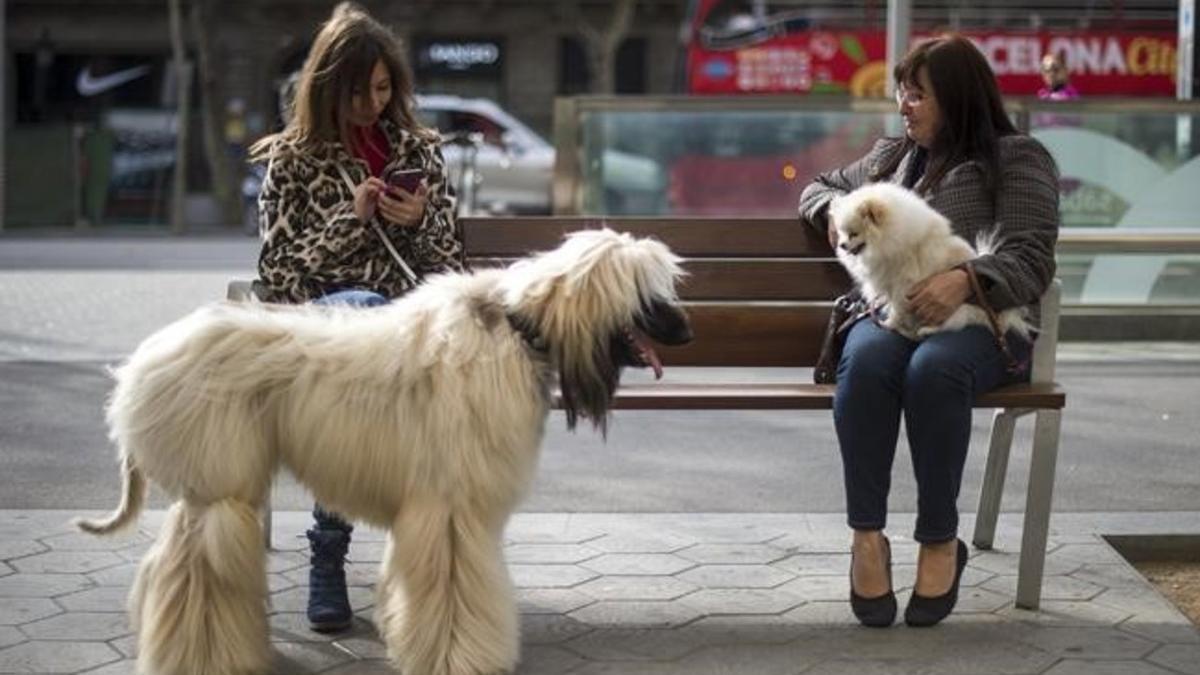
(1, 510), (1197, 674)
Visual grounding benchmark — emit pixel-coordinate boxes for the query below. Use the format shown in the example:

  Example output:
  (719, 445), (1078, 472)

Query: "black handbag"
(813, 290), (868, 385)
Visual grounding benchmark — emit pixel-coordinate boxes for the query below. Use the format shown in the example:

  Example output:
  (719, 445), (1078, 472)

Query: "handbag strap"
(333, 163), (418, 285)
(958, 261), (1020, 372)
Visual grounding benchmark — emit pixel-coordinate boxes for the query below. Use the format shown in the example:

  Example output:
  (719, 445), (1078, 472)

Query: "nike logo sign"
(76, 64), (152, 97)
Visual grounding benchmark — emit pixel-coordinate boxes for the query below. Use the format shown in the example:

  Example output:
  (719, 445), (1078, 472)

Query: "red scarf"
(351, 123), (390, 177)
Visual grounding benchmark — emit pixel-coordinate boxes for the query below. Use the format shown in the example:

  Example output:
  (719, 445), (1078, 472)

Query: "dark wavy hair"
(250, 2), (434, 160)
(871, 34), (1019, 201)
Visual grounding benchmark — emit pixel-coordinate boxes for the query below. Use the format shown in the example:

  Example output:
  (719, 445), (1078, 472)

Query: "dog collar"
(506, 312), (548, 353)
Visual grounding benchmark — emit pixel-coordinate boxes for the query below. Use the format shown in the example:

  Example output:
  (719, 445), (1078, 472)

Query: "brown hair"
(872, 34), (1019, 200)
(250, 2), (433, 160)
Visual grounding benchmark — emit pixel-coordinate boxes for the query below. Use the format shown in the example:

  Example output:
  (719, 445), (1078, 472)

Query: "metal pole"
(1, 0), (6, 232)
(885, 0), (912, 100)
(1179, 0), (1195, 158)
(168, 0), (190, 234)
(1180, 0), (1195, 100)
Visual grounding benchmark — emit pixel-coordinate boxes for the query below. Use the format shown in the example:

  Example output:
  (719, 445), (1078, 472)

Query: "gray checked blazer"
(798, 134), (1060, 328)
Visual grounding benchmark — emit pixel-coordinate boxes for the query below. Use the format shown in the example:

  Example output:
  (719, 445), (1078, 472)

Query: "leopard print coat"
(256, 120), (465, 304)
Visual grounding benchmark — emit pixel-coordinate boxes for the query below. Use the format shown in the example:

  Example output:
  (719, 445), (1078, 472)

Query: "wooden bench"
(230, 216), (1066, 610)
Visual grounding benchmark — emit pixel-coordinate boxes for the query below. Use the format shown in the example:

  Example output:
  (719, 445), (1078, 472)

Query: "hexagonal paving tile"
(518, 645), (588, 675)
(21, 611), (130, 641)
(568, 599), (704, 628)
(782, 600), (852, 625)
(12, 550), (125, 575)
(673, 641), (827, 675)
(581, 553), (694, 576)
(677, 564), (794, 589)
(320, 661), (398, 674)
(982, 573), (1105, 601)
(57, 585), (130, 613)
(269, 612), (370, 643)
(969, 550), (1082, 577)
(1016, 625), (1158, 660)
(1148, 643), (1200, 675)
(0, 626), (25, 649)
(1046, 542), (1127, 566)
(41, 531), (149, 552)
(273, 640), (355, 673)
(952, 586), (1012, 613)
(518, 588), (596, 615)
(586, 532), (695, 554)
(0, 539), (47, 560)
(0, 640), (120, 673)
(576, 575), (697, 601)
(774, 574), (851, 602)
(680, 614), (812, 646)
(1070, 563), (1152, 589)
(1119, 612), (1200, 644)
(108, 634), (136, 658)
(563, 626), (709, 661)
(88, 563), (139, 587)
(682, 588), (804, 615)
(334, 635), (388, 660)
(0, 572), (92, 598)
(504, 543), (602, 564)
(677, 543), (788, 565)
(504, 520), (604, 545)
(0, 562), (12, 578)
(1041, 660), (1181, 675)
(0, 596), (61, 625)
(996, 599), (1133, 626)
(771, 553), (851, 576)
(347, 541), (387, 564)
(509, 564), (598, 588)
(521, 613), (593, 645)
(77, 659), (137, 674)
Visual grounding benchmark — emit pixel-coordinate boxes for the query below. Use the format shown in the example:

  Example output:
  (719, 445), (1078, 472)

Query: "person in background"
(1037, 53), (1080, 101)
(248, 1), (463, 633)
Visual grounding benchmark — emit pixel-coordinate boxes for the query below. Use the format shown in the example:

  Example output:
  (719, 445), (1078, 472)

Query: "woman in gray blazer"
(798, 35), (1060, 628)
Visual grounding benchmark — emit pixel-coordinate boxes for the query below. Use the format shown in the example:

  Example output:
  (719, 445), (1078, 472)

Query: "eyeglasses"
(894, 87), (927, 107)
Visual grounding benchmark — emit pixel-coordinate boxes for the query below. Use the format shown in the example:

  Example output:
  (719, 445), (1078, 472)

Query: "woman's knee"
(838, 323), (911, 385)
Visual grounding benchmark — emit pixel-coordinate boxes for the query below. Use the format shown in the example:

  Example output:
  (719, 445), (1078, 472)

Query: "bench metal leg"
(973, 409), (1020, 550)
(1016, 408), (1062, 610)
(260, 490), (273, 551)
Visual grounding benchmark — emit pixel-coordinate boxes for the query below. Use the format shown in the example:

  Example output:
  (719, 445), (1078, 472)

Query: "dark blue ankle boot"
(306, 510), (353, 633)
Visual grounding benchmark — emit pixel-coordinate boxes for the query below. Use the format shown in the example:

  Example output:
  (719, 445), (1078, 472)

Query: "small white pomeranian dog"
(828, 182), (1030, 340)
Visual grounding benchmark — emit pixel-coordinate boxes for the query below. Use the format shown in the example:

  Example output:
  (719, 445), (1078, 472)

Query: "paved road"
(2, 236), (1198, 514)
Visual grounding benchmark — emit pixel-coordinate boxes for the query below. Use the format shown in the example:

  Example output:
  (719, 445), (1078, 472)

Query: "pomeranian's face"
(829, 195), (887, 257)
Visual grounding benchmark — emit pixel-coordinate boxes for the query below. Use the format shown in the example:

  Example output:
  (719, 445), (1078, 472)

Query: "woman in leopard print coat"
(248, 2), (465, 634)
(253, 4), (464, 306)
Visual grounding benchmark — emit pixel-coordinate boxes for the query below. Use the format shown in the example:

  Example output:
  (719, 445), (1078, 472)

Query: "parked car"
(414, 95), (664, 215)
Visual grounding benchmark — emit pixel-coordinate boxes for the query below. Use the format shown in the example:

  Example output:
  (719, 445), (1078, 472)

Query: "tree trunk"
(190, 0), (241, 227)
(167, 0), (190, 233)
(579, 0), (637, 94)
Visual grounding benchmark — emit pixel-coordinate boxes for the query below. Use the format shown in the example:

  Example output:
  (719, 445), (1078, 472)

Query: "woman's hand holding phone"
(353, 177), (387, 222)
(379, 169), (427, 228)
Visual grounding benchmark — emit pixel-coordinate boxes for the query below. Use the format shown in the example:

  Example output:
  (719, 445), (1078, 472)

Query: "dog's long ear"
(857, 198), (887, 227)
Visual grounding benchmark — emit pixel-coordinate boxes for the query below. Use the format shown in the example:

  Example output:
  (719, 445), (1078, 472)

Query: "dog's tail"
(74, 453), (146, 535)
(974, 228), (1005, 256)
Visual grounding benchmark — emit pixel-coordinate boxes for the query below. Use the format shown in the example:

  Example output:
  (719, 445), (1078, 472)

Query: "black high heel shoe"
(905, 538), (968, 627)
(850, 535), (896, 628)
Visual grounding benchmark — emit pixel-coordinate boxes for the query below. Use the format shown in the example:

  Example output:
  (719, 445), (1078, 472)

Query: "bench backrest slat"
(463, 217), (833, 258)
(468, 257), (851, 302)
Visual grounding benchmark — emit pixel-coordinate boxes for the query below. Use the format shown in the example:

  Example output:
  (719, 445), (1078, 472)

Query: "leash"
(956, 261), (1022, 374)
(334, 163), (419, 285)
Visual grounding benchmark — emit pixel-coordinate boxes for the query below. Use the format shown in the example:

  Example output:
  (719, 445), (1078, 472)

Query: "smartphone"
(385, 168), (423, 195)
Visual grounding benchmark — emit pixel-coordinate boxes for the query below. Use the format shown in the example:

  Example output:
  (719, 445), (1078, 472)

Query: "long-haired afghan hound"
(77, 228), (692, 675)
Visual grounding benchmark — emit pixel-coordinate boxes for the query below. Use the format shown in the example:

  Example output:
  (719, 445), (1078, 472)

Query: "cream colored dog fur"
(76, 229), (689, 675)
(828, 182), (1030, 340)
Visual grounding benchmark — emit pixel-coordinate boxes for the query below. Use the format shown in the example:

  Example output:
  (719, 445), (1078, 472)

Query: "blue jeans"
(834, 319), (1032, 543)
(309, 288), (389, 532)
